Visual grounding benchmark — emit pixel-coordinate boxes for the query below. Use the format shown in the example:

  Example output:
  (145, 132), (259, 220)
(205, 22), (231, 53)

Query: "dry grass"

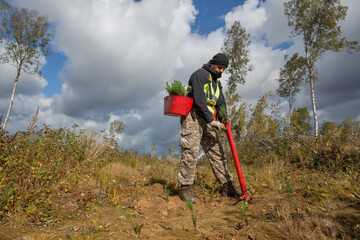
(1, 116), (359, 239)
(278, 203), (339, 240)
(108, 162), (141, 186)
(84, 131), (109, 164)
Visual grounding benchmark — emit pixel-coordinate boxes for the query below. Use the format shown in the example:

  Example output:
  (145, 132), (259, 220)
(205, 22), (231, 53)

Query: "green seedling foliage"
(163, 185), (170, 202)
(239, 201), (248, 225)
(184, 195), (197, 228)
(165, 80), (186, 96)
(218, 106), (229, 123)
(198, 180), (208, 203)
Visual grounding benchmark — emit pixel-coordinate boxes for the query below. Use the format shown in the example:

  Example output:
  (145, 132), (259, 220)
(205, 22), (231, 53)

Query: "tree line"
(1, 0), (359, 140)
(222, 0), (359, 138)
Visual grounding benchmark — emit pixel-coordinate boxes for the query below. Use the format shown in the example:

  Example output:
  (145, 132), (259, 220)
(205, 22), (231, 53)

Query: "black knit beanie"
(209, 53), (229, 67)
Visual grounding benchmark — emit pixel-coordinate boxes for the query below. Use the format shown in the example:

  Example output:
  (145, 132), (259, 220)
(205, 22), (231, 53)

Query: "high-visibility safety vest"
(187, 71), (220, 117)
(204, 73), (220, 116)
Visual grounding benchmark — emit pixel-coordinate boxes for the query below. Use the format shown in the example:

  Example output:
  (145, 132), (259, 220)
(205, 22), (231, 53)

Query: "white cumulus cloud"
(1, 0), (359, 154)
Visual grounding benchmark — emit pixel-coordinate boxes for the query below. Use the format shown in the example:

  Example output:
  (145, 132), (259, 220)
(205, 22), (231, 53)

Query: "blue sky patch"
(42, 52), (67, 98)
(191, 0), (245, 35)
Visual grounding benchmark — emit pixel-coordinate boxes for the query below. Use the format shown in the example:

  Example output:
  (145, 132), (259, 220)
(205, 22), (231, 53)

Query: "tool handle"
(225, 123), (250, 200)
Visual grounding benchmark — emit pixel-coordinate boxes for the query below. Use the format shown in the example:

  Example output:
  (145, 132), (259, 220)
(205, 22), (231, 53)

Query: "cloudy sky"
(1, 0), (359, 155)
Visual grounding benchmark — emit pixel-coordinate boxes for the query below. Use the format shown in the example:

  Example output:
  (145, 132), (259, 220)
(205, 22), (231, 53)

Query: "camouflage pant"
(178, 112), (233, 185)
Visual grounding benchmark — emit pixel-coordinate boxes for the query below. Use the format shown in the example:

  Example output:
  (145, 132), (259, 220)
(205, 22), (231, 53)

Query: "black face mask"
(209, 67), (222, 79)
(214, 71), (222, 79)
(203, 62), (223, 79)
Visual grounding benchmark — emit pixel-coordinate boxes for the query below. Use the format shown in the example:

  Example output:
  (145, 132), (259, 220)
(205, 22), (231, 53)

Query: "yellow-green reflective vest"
(186, 71), (220, 116)
(204, 73), (220, 116)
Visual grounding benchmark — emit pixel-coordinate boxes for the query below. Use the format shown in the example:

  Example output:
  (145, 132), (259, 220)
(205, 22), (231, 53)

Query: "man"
(178, 53), (242, 203)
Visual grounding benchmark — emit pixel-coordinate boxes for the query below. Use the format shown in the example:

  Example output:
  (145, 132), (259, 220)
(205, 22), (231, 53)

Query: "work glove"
(221, 118), (231, 124)
(210, 120), (226, 131)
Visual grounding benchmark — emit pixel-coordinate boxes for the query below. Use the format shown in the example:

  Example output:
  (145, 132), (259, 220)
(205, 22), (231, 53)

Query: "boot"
(179, 185), (196, 203)
(220, 181), (242, 198)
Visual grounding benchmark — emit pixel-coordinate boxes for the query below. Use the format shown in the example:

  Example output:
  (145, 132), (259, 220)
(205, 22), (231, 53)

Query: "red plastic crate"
(164, 95), (193, 117)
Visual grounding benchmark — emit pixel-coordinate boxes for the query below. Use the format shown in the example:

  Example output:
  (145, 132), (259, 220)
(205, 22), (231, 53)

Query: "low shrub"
(0, 124), (111, 225)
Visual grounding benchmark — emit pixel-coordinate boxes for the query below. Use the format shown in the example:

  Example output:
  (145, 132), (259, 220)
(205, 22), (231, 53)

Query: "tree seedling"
(165, 80), (186, 96)
(184, 195), (197, 228)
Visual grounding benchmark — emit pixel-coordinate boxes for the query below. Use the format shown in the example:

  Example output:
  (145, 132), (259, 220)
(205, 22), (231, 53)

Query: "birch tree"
(276, 53), (306, 115)
(221, 20), (253, 142)
(0, 1), (51, 131)
(222, 20), (253, 90)
(284, 0), (359, 136)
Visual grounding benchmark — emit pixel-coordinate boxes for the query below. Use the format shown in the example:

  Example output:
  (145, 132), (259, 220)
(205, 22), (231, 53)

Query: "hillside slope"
(0, 161), (359, 240)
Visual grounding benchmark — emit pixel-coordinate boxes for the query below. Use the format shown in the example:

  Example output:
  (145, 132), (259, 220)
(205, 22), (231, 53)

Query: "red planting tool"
(224, 123), (250, 201)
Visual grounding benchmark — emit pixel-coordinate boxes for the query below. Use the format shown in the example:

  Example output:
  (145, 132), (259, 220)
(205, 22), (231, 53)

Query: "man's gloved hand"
(221, 118), (231, 124)
(210, 121), (226, 130)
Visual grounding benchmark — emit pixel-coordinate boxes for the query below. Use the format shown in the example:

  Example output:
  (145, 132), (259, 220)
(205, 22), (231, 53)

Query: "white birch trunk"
(306, 49), (319, 137)
(2, 67), (21, 131)
(308, 68), (319, 137)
